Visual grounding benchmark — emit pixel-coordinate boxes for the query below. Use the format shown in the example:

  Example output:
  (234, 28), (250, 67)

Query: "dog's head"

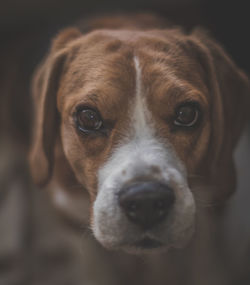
(29, 24), (249, 254)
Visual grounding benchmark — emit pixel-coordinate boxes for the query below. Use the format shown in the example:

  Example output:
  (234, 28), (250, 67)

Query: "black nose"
(118, 181), (175, 230)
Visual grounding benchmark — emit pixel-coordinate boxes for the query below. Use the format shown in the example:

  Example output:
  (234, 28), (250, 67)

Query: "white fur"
(92, 56), (195, 253)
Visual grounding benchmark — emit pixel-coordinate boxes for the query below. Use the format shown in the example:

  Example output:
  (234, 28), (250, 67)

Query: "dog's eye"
(174, 102), (200, 127)
(76, 108), (103, 132)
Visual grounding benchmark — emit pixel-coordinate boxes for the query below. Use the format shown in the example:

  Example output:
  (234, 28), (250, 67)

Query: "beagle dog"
(29, 12), (249, 259)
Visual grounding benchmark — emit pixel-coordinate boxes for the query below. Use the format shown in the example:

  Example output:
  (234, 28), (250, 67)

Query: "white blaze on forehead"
(97, 56), (185, 188)
(133, 56), (152, 138)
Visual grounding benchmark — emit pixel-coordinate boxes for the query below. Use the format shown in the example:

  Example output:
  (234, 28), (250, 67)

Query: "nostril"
(126, 201), (137, 217)
(127, 201), (137, 211)
(119, 181), (175, 229)
(155, 200), (166, 217)
(155, 194), (175, 209)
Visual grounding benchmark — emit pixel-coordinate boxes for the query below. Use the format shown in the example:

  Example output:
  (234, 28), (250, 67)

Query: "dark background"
(1, 0), (249, 70)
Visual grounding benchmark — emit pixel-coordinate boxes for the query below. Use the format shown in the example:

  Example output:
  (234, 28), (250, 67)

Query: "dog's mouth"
(118, 237), (169, 254)
(134, 237), (163, 249)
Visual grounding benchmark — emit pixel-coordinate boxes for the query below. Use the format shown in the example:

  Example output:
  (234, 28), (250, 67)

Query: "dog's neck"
(72, 212), (230, 285)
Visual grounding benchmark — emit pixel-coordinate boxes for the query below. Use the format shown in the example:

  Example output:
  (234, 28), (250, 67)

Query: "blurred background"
(0, 0), (249, 284)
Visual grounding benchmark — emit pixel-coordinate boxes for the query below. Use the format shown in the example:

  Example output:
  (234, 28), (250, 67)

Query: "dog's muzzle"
(93, 136), (196, 253)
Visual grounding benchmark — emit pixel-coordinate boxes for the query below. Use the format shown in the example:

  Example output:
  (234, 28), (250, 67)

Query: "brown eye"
(76, 108), (103, 133)
(174, 103), (200, 127)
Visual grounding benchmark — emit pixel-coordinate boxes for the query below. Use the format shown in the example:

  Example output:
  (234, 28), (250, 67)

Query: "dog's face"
(30, 26), (249, 254)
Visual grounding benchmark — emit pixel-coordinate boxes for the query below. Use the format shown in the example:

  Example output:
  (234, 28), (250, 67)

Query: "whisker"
(190, 182), (222, 209)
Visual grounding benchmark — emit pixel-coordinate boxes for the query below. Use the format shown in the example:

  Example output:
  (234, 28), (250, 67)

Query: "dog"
(29, 13), (250, 284)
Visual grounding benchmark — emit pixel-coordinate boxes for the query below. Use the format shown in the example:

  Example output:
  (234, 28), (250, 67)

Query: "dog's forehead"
(59, 29), (209, 112)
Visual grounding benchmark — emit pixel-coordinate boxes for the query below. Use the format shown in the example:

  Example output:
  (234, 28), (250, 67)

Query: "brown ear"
(191, 28), (250, 199)
(29, 28), (81, 186)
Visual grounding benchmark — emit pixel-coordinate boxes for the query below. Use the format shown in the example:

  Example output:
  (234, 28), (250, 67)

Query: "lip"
(133, 237), (163, 249)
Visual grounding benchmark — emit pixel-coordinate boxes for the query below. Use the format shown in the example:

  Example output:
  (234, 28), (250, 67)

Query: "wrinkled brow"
(82, 93), (100, 105)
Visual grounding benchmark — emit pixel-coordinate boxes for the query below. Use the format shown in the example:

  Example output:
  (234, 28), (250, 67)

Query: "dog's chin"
(97, 237), (175, 255)
(96, 231), (195, 255)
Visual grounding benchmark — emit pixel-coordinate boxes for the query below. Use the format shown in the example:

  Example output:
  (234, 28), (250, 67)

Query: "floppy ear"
(29, 28), (81, 186)
(191, 28), (250, 199)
